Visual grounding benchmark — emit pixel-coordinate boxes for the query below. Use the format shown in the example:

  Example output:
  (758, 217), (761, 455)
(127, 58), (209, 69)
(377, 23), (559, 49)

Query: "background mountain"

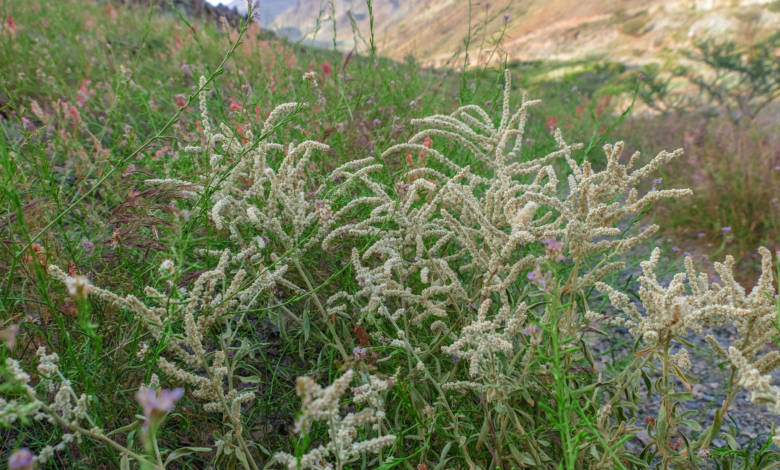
(256, 0), (779, 67)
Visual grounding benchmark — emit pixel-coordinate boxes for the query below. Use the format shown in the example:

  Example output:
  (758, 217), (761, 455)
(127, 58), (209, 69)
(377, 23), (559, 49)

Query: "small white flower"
(159, 259), (175, 274)
(65, 275), (90, 299)
(137, 342), (149, 360)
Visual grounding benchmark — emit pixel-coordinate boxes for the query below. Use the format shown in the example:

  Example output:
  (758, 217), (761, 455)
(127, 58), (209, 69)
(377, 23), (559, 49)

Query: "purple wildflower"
(503, 13), (510, 21)
(135, 386), (184, 431)
(721, 226), (731, 232)
(353, 347), (367, 361)
(697, 232), (705, 238)
(523, 325), (543, 344)
(527, 267), (552, 290)
(80, 237), (95, 255)
(22, 117), (36, 132)
(542, 238), (566, 261)
(8, 448), (34, 470)
(395, 181), (410, 201)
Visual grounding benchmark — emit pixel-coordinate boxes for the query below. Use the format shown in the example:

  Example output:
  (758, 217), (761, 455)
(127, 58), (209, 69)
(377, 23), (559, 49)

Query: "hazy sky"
(204, 0), (245, 11)
(203, 0), (301, 26)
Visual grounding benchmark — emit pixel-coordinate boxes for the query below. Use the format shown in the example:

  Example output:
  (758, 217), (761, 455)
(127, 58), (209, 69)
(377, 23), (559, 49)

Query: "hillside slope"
(270, 0), (779, 67)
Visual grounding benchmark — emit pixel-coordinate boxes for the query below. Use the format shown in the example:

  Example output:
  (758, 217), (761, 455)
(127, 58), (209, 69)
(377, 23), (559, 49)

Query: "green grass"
(1, 0), (778, 469)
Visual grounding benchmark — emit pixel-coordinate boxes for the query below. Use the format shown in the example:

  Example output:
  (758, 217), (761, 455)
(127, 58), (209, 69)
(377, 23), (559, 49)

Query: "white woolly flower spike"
(274, 369), (395, 469)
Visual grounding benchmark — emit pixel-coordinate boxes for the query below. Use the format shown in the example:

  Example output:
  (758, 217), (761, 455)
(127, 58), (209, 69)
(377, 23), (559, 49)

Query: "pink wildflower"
(6, 16), (16, 40)
(545, 115), (559, 133)
(321, 60), (332, 77)
(30, 100), (45, 120)
(77, 79), (94, 106)
(0, 324), (19, 349)
(68, 104), (81, 124)
(229, 100), (242, 111)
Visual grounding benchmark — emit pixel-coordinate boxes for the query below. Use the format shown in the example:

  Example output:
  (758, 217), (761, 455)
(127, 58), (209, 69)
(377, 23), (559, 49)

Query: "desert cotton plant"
(321, 70), (703, 468)
(2, 62), (778, 470)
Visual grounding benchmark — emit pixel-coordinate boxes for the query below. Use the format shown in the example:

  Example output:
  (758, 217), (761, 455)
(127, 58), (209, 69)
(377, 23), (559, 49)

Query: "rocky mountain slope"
(267, 0), (779, 67)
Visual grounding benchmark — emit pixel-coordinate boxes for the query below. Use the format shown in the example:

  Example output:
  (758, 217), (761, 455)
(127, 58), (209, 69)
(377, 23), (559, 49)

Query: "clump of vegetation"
(638, 35), (779, 124)
(630, 35), (779, 264)
(1, 1), (779, 469)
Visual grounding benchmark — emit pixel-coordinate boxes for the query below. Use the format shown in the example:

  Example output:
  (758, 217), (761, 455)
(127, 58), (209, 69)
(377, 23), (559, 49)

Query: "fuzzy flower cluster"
(598, 247), (779, 444)
(44, 81), (358, 453)
(1, 348), (90, 465)
(48, 250), (274, 453)
(181, 75), (368, 260)
(441, 298), (527, 378)
(596, 247), (776, 349)
(32, 78), (393, 465)
(324, 70), (691, 392)
(274, 369), (395, 470)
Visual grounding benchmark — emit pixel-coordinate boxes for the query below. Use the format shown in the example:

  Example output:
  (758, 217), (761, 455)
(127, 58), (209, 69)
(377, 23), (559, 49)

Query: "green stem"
(660, 342), (672, 470)
(384, 314), (476, 466)
(36, 401), (155, 468)
(152, 433), (163, 468)
(293, 259), (349, 363)
(549, 293), (575, 469)
(699, 365), (739, 451)
(197, 347), (261, 470)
